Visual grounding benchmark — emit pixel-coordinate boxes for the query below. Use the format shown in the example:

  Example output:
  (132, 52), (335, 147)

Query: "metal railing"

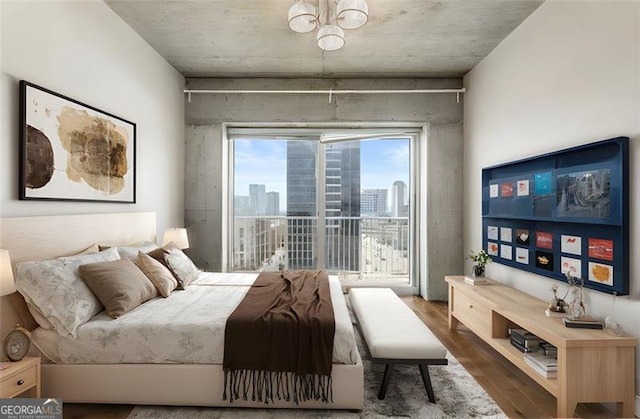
(232, 216), (410, 283)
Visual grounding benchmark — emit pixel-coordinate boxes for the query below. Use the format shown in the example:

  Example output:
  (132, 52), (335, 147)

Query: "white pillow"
(15, 248), (121, 338)
(26, 303), (54, 330)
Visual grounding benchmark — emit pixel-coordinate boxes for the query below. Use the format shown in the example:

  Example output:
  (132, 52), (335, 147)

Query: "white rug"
(128, 328), (506, 418)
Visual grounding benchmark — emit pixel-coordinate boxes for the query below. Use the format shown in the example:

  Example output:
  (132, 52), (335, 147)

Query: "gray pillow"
(164, 246), (200, 289)
(79, 258), (158, 319)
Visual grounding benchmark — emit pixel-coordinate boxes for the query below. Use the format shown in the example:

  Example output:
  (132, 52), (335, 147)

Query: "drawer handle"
(17, 379), (24, 386)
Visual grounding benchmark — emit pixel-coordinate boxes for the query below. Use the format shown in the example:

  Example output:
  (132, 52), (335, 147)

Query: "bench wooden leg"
(378, 364), (394, 400)
(419, 364), (436, 403)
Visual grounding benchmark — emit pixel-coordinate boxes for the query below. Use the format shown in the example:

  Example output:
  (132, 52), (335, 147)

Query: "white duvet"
(40, 273), (358, 365)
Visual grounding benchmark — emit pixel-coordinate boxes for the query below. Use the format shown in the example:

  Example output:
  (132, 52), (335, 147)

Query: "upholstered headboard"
(0, 212), (156, 350)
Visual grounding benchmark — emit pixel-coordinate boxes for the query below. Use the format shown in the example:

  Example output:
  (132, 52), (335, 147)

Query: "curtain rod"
(184, 87), (466, 103)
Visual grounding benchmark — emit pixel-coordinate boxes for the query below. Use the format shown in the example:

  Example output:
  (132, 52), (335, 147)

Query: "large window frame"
(222, 123), (427, 293)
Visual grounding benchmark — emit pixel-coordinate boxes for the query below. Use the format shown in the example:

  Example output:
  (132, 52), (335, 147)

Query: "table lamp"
(0, 249), (16, 296)
(162, 228), (189, 249)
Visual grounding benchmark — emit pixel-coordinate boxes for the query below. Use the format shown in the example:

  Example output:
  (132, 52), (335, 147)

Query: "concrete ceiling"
(105, 0), (544, 78)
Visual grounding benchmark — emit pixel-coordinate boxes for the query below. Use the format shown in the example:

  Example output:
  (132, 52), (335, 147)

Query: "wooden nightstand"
(0, 357), (41, 398)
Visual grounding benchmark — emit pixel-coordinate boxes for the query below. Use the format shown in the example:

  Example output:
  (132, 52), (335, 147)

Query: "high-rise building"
(249, 184), (266, 216)
(266, 191), (280, 216)
(392, 180), (407, 217)
(286, 141), (317, 269)
(361, 189), (388, 217)
(286, 141), (361, 271)
(324, 142), (361, 272)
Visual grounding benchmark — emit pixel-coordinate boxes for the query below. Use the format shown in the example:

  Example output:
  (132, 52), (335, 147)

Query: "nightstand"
(0, 357), (41, 398)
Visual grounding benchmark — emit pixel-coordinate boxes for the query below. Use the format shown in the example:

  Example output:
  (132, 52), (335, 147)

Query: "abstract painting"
(19, 81), (136, 203)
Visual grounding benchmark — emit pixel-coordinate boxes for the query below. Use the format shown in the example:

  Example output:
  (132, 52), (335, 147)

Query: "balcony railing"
(232, 216), (410, 283)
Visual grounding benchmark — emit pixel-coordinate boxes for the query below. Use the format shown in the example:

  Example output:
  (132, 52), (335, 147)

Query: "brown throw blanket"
(223, 270), (335, 404)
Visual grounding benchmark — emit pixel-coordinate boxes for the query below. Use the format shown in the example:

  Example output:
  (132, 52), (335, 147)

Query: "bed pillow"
(113, 241), (159, 260)
(136, 251), (178, 297)
(26, 303), (54, 330)
(147, 247), (171, 269)
(15, 247), (121, 337)
(164, 245), (200, 289)
(79, 258), (158, 319)
(72, 243), (100, 256)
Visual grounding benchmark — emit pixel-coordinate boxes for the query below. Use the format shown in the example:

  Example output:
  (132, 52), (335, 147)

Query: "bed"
(0, 212), (364, 410)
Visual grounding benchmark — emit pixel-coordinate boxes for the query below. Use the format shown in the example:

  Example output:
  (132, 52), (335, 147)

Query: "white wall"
(464, 0), (640, 405)
(1, 1), (185, 236)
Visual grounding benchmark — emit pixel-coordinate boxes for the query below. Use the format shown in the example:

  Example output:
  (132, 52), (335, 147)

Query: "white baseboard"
(635, 394), (639, 418)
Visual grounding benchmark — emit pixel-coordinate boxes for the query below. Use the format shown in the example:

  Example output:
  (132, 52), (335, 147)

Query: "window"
(225, 127), (421, 286)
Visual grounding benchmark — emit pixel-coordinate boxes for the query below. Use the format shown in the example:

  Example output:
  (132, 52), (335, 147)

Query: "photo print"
(588, 238), (613, 261)
(515, 248), (529, 264)
(556, 169), (610, 219)
(561, 256), (582, 279)
(516, 229), (530, 246)
(535, 251), (554, 271)
(500, 244), (513, 260)
(588, 262), (613, 286)
(516, 179), (530, 196)
(536, 231), (553, 249)
(487, 225), (499, 241)
(561, 235), (582, 256)
(500, 227), (513, 243)
(490, 184), (499, 198)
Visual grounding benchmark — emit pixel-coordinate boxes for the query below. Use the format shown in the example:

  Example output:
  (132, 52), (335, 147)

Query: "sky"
(234, 138), (410, 209)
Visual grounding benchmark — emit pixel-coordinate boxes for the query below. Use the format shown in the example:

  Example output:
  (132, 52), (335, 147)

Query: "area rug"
(128, 328), (505, 418)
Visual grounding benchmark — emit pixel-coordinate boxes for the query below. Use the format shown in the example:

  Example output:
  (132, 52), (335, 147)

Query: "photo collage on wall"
(481, 137), (628, 295)
(486, 223), (615, 288)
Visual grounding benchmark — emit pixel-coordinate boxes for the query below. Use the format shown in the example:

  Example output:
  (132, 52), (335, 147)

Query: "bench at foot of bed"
(349, 287), (448, 402)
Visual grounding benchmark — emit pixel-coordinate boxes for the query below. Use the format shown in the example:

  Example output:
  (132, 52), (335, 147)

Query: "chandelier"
(288, 0), (369, 51)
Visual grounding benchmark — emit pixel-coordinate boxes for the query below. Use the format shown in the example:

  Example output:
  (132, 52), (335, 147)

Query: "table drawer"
(453, 289), (492, 337)
(0, 365), (37, 397)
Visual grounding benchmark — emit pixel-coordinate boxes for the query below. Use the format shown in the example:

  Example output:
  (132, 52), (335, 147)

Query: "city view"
(232, 138), (410, 283)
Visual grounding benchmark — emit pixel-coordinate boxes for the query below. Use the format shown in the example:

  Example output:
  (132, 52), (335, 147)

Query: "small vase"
(472, 265), (485, 277)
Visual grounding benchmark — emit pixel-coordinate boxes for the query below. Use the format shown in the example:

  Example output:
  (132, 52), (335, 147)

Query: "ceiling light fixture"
(288, 0), (368, 51)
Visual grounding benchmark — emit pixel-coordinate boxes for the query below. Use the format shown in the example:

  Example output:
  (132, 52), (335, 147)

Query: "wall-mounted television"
(481, 137), (629, 295)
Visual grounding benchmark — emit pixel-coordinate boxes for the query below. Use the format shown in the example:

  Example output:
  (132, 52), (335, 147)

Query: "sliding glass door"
(228, 128), (415, 285)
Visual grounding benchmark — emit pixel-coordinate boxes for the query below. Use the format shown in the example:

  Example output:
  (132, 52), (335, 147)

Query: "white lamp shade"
(0, 249), (16, 296)
(317, 24), (345, 51)
(288, 0), (318, 33)
(162, 228), (189, 249)
(336, 0), (368, 30)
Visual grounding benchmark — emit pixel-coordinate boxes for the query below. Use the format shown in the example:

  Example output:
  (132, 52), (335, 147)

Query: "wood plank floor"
(62, 298), (618, 418)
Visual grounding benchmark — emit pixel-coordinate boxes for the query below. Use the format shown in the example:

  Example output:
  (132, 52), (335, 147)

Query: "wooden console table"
(445, 275), (636, 418)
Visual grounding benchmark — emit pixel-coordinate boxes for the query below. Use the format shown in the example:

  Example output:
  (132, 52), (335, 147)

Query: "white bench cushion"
(350, 288), (447, 360)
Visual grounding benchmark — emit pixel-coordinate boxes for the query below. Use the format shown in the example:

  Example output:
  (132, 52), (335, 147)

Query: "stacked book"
(464, 275), (487, 285)
(524, 351), (558, 378)
(509, 328), (541, 353)
(540, 342), (557, 358)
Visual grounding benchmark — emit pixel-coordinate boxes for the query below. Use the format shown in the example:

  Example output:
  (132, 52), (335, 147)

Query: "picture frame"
(19, 80), (136, 203)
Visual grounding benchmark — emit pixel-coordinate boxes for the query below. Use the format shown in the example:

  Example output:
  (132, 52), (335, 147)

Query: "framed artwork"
(19, 80), (136, 203)
(481, 137), (629, 295)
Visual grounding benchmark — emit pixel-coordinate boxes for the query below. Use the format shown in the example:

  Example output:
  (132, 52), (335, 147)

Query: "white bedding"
(34, 272), (358, 365)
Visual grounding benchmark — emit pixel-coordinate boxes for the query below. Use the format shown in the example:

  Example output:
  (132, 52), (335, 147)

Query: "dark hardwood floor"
(62, 297), (618, 418)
